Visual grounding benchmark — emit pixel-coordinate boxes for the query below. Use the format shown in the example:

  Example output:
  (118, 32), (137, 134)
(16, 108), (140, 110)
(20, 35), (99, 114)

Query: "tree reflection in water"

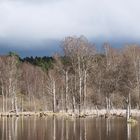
(106, 118), (111, 136)
(127, 123), (131, 140)
(0, 117), (139, 140)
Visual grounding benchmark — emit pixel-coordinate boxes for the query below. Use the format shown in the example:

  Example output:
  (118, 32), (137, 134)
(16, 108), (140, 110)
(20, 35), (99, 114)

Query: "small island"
(0, 37), (140, 123)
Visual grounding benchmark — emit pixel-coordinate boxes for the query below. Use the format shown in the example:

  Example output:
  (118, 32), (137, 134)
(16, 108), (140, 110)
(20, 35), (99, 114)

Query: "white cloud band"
(0, 0), (140, 47)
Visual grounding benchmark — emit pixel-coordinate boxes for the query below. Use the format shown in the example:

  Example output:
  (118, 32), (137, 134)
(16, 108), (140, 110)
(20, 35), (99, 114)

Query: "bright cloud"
(0, 0), (140, 50)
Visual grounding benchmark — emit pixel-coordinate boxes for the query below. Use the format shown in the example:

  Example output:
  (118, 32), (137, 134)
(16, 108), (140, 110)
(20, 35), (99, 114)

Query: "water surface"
(0, 116), (140, 140)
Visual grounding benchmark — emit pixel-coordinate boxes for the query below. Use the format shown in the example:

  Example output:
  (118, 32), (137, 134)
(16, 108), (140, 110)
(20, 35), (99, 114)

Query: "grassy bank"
(0, 109), (140, 118)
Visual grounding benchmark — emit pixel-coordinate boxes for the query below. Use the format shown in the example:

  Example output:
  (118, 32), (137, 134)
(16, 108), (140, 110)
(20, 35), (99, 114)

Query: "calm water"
(0, 116), (140, 140)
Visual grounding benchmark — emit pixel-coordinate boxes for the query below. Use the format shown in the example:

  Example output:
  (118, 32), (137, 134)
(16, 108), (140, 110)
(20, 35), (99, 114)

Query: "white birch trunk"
(83, 70), (87, 113)
(53, 80), (56, 113)
(1, 80), (5, 112)
(65, 70), (68, 112)
(126, 93), (131, 121)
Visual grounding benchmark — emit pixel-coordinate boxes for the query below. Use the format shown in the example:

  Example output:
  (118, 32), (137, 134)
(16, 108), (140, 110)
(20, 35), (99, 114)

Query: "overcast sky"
(0, 0), (140, 56)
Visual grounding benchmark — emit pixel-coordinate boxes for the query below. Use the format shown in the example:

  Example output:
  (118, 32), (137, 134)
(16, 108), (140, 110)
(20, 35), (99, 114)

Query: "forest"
(0, 36), (140, 114)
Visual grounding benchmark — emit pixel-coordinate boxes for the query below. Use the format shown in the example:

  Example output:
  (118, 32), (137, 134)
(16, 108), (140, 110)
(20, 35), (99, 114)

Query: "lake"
(0, 116), (140, 140)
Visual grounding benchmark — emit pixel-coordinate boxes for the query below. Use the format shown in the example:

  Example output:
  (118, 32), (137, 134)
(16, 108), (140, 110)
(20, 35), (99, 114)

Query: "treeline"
(22, 56), (54, 71)
(0, 36), (140, 113)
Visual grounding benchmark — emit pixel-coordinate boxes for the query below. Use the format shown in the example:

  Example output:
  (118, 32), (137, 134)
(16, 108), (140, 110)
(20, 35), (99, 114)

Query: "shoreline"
(0, 109), (140, 118)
